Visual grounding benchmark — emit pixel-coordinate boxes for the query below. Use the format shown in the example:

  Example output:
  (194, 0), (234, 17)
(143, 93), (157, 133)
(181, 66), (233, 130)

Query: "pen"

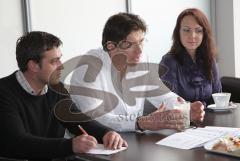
(78, 125), (88, 135)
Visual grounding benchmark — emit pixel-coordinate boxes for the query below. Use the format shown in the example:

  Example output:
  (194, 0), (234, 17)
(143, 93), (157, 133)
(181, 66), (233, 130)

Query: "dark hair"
(16, 31), (62, 72)
(102, 12), (147, 51)
(170, 8), (217, 81)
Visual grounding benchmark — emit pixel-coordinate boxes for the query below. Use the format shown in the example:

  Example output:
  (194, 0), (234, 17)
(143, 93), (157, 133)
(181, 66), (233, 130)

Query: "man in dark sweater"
(0, 31), (127, 161)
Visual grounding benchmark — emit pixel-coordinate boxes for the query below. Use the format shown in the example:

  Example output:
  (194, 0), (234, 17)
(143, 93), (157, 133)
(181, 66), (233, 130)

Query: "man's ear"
(106, 41), (116, 51)
(27, 60), (40, 72)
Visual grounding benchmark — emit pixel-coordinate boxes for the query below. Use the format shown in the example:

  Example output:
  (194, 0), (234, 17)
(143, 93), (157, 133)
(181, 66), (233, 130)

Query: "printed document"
(156, 126), (239, 149)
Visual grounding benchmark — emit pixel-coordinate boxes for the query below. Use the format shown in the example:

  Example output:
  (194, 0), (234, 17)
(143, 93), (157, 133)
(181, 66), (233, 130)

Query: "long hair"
(170, 8), (217, 81)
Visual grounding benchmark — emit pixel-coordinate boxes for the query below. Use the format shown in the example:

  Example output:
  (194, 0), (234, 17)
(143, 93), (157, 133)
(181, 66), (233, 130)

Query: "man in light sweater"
(70, 13), (205, 132)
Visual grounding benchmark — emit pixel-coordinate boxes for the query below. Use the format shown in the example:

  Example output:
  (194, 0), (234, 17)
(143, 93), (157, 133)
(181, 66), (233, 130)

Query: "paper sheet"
(156, 126), (239, 149)
(86, 144), (127, 155)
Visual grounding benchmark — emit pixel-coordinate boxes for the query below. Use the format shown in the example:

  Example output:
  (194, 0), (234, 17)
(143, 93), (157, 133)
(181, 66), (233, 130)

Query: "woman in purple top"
(159, 8), (222, 107)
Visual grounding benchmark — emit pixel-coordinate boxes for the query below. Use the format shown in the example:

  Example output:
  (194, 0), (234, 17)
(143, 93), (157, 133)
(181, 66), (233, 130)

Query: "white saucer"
(207, 104), (236, 111)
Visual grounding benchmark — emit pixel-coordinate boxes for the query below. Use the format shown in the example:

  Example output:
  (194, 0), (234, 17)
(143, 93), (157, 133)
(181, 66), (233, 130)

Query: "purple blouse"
(159, 52), (222, 106)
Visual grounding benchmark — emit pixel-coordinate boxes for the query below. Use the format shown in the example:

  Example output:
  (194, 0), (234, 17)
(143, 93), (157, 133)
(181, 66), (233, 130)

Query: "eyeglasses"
(181, 26), (203, 35)
(118, 39), (146, 49)
(105, 39), (146, 51)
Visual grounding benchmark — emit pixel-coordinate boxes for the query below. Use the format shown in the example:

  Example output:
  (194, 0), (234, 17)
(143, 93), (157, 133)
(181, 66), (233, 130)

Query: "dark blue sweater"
(0, 72), (108, 161)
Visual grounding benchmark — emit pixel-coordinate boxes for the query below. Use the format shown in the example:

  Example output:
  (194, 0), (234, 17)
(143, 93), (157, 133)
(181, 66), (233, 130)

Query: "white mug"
(212, 92), (231, 108)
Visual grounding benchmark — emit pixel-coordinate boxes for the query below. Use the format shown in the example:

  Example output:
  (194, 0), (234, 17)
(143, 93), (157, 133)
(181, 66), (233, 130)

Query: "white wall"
(212, 0), (240, 78)
(30, 0), (126, 63)
(214, 0), (235, 77)
(234, 0), (240, 77)
(0, 0), (23, 77)
(131, 0), (211, 63)
(0, 0), (239, 78)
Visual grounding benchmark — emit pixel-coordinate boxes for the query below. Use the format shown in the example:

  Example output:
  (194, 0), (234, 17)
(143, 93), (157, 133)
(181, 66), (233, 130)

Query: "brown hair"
(102, 12), (147, 51)
(170, 8), (217, 81)
(16, 31), (62, 72)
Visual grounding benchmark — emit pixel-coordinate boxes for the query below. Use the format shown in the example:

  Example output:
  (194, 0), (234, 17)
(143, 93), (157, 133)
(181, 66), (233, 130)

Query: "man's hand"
(190, 101), (205, 122)
(103, 131), (128, 149)
(138, 103), (185, 131)
(72, 134), (97, 154)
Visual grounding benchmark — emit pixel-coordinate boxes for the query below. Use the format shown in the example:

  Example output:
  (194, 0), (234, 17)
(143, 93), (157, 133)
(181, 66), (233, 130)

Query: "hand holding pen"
(72, 125), (97, 154)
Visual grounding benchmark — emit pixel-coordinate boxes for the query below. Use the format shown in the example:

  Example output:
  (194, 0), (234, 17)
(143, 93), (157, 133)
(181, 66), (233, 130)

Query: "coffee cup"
(212, 92), (231, 108)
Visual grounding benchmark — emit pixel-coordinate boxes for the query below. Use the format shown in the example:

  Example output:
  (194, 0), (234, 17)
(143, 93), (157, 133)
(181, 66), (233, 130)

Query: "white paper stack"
(156, 126), (239, 149)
